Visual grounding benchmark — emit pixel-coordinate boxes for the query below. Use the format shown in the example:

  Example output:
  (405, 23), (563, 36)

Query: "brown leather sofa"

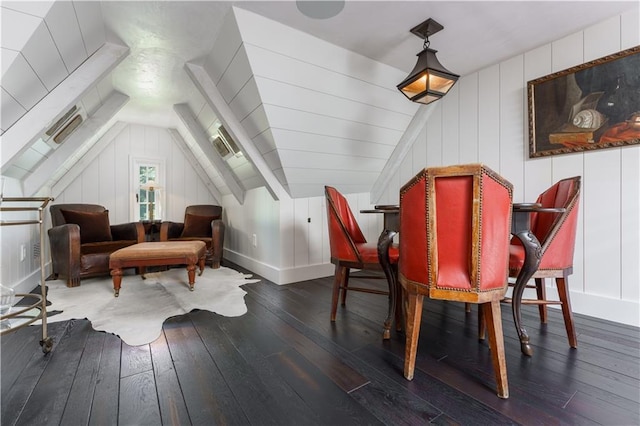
(159, 205), (225, 268)
(49, 204), (145, 287)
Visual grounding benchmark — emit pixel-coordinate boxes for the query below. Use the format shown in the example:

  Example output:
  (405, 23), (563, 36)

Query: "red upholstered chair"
(324, 186), (399, 321)
(399, 164), (513, 398)
(48, 204), (145, 287)
(159, 205), (225, 268)
(507, 176), (581, 348)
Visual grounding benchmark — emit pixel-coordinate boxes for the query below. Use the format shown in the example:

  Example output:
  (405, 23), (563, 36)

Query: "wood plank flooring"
(2, 263), (639, 425)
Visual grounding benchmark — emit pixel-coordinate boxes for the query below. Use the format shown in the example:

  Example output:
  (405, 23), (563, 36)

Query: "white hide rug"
(37, 266), (260, 346)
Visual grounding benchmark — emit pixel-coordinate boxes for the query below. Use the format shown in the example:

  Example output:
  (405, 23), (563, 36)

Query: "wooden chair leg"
(340, 268), (350, 306)
(395, 281), (404, 332)
(403, 291), (424, 381)
(331, 266), (346, 321)
(465, 303), (471, 313)
(482, 299), (509, 399)
(477, 306), (486, 341)
(535, 278), (548, 323)
(556, 275), (578, 348)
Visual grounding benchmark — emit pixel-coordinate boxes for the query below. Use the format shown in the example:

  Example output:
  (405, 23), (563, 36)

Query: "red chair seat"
(325, 186), (398, 323)
(355, 243), (399, 264)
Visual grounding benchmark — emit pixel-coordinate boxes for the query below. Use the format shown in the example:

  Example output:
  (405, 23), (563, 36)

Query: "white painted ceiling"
(2, 0), (638, 199)
(105, 0), (638, 128)
(102, 1), (634, 123)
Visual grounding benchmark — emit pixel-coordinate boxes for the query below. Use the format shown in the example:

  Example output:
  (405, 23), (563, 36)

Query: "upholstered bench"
(109, 241), (206, 297)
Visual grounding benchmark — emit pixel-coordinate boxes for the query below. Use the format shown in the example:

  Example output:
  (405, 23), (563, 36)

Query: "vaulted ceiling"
(2, 1), (637, 201)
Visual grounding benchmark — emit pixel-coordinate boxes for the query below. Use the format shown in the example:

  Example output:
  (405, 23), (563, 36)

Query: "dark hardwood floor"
(2, 263), (639, 425)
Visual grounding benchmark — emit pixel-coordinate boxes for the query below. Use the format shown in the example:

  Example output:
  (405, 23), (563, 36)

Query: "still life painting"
(528, 45), (640, 158)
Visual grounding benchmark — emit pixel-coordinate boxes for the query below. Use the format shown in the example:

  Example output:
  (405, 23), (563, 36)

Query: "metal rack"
(0, 196), (54, 353)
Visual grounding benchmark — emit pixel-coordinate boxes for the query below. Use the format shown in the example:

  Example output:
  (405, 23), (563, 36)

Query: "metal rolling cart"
(0, 196), (54, 353)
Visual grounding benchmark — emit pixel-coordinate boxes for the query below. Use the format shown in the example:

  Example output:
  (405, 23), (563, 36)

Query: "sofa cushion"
(61, 209), (113, 244)
(180, 214), (214, 238)
(81, 240), (137, 255)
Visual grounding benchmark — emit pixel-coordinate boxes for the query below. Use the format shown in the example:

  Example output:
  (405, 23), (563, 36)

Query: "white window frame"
(130, 156), (165, 222)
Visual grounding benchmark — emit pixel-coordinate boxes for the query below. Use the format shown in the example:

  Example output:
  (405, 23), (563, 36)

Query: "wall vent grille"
(43, 105), (85, 147)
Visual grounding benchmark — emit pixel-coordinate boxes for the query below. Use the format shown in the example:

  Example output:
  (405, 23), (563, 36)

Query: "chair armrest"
(48, 224), (81, 253)
(210, 219), (225, 263)
(513, 203), (565, 214)
(48, 224), (81, 279)
(160, 222), (184, 240)
(211, 219), (225, 240)
(111, 222), (145, 243)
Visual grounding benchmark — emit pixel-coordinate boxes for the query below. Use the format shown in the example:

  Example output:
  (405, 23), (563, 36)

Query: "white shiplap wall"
(221, 185), (383, 285)
(1, 1), (105, 134)
(0, 177), (43, 292)
(377, 11), (640, 326)
(204, 6), (418, 199)
(200, 6), (385, 283)
(56, 123), (218, 224)
(3, 122), (219, 295)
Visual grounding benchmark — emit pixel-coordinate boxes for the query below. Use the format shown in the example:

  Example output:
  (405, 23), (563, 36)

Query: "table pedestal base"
(378, 229), (399, 340)
(511, 229), (542, 356)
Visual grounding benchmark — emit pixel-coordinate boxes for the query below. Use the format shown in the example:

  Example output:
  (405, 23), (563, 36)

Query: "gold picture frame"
(528, 45), (640, 158)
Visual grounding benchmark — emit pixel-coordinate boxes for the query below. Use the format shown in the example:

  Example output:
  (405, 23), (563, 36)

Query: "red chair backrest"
(325, 186), (367, 263)
(399, 164), (513, 302)
(531, 177), (581, 270)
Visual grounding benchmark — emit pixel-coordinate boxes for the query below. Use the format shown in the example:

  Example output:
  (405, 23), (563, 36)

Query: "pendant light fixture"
(397, 18), (459, 104)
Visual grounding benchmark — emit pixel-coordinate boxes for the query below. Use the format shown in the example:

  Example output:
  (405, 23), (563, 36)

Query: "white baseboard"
(9, 262), (51, 296)
(567, 290), (639, 327)
(507, 284), (640, 327)
(223, 249), (333, 285)
(223, 249), (280, 283)
(224, 251), (639, 326)
(278, 263), (335, 285)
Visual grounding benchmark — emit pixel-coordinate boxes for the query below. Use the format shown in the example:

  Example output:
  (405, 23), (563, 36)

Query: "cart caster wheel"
(40, 337), (54, 353)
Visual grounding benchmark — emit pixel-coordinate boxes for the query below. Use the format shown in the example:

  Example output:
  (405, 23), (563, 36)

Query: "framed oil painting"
(528, 45), (640, 158)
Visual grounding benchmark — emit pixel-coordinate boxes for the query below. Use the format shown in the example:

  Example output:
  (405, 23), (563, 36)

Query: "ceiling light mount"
(409, 18), (443, 40)
(397, 18), (459, 105)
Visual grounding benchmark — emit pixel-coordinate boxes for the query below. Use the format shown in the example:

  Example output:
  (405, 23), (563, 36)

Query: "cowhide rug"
(38, 266), (260, 346)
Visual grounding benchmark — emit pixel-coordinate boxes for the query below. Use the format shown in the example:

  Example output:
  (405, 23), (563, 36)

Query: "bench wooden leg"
(111, 268), (123, 297)
(198, 256), (205, 276)
(187, 264), (196, 291)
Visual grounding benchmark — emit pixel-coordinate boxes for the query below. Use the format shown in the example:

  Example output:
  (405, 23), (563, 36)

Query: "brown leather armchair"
(159, 205), (225, 268)
(49, 204), (145, 287)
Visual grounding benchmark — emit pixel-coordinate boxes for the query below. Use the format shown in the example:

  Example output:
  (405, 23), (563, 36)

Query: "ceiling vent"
(212, 125), (242, 160)
(43, 105), (86, 148)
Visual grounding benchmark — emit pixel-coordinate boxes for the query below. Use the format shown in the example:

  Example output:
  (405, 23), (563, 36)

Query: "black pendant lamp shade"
(397, 19), (459, 104)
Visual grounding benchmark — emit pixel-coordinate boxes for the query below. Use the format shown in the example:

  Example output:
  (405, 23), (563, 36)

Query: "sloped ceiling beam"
(1, 42), (129, 173)
(167, 128), (223, 204)
(51, 121), (127, 197)
(185, 62), (282, 201)
(173, 103), (245, 205)
(370, 104), (436, 202)
(23, 91), (129, 196)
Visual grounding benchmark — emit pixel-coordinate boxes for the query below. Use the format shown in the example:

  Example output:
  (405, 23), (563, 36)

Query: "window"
(131, 158), (164, 221)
